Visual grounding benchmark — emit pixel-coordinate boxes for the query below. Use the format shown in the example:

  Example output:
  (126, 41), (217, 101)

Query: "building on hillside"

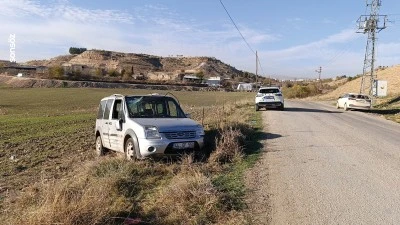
(36, 66), (48, 74)
(183, 75), (201, 83)
(206, 76), (221, 87)
(0, 64), (36, 76)
(237, 83), (253, 91)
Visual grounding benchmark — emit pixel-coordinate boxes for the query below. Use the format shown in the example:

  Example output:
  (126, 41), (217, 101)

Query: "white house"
(237, 83), (253, 91)
(206, 76), (221, 86)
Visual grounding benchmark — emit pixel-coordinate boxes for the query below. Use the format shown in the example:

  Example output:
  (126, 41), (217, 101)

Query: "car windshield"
(125, 96), (186, 118)
(259, 88), (279, 94)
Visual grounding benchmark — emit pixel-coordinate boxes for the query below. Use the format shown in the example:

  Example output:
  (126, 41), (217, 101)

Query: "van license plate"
(173, 142), (195, 149)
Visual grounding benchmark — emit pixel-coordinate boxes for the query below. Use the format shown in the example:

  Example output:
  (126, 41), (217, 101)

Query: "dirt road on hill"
(246, 100), (400, 224)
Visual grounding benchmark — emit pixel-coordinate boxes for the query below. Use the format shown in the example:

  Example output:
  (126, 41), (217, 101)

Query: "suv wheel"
(255, 104), (260, 111)
(95, 136), (105, 156)
(125, 137), (137, 161)
(279, 105), (284, 111)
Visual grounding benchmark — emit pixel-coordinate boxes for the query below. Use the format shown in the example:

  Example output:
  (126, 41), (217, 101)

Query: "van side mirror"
(116, 115), (124, 131)
(116, 120), (122, 131)
(185, 113), (191, 118)
(118, 113), (125, 123)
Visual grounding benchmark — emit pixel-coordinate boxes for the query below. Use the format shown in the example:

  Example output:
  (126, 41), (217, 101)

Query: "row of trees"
(69, 47), (87, 54)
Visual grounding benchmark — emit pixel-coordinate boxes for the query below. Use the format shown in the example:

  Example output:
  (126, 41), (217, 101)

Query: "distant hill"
(24, 50), (249, 82)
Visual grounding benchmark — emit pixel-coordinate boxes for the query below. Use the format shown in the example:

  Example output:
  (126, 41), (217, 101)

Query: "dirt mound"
(25, 55), (76, 67)
(24, 50), (243, 80)
(318, 65), (400, 100)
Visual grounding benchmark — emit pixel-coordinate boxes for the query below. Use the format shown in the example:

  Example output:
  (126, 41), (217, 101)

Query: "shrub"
(209, 127), (244, 164)
(48, 66), (64, 79)
(282, 83), (321, 99)
(108, 69), (120, 77)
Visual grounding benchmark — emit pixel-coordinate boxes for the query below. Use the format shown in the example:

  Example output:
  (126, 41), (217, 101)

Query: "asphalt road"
(247, 100), (400, 225)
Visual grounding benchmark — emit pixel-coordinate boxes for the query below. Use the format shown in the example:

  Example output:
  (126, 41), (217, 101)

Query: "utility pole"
(255, 50), (258, 90)
(315, 66), (322, 89)
(357, 0), (387, 97)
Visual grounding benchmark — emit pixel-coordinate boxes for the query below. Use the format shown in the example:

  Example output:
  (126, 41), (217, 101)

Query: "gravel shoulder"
(246, 100), (400, 225)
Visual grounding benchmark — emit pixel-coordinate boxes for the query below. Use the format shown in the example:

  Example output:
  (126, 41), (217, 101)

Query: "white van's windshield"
(125, 96), (186, 118)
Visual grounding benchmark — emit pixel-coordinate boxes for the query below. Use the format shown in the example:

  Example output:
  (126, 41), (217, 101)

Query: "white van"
(95, 94), (205, 159)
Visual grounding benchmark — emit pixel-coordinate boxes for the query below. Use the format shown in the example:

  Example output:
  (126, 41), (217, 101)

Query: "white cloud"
(0, 0), (133, 23)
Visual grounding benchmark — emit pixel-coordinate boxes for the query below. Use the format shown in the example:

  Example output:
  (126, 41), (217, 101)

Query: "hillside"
(317, 65), (400, 100)
(25, 50), (245, 81)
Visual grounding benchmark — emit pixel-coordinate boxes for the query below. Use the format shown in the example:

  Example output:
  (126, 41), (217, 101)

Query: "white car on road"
(255, 87), (284, 111)
(336, 93), (372, 111)
(95, 94), (205, 160)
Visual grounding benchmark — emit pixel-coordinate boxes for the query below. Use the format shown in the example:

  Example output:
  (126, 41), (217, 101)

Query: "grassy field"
(0, 87), (261, 224)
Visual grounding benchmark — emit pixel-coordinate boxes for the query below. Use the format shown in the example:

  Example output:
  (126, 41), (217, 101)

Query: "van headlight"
(196, 125), (205, 137)
(144, 126), (161, 139)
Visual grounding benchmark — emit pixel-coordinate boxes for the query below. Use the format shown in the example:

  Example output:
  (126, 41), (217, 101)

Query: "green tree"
(196, 71), (205, 82)
(108, 69), (119, 77)
(49, 66), (64, 79)
(95, 68), (104, 77)
(69, 47), (87, 54)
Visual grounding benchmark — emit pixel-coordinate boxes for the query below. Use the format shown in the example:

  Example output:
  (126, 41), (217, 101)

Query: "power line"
(220, 0), (269, 81)
(219, 0), (256, 55)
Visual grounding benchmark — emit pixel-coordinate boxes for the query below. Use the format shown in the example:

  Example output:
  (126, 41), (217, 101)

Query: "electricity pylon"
(357, 0), (387, 96)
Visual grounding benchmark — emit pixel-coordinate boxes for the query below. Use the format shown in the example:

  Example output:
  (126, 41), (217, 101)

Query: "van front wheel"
(125, 138), (137, 161)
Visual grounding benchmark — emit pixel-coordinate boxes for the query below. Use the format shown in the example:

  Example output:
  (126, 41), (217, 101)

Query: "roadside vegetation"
(281, 77), (349, 99)
(370, 95), (400, 123)
(0, 87), (263, 224)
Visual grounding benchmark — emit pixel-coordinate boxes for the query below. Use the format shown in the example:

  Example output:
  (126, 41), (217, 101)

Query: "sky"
(1, 0), (400, 79)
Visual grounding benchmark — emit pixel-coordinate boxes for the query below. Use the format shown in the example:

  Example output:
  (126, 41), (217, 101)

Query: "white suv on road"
(95, 94), (205, 159)
(255, 87), (284, 111)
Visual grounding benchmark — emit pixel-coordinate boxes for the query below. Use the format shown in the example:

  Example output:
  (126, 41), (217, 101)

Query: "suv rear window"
(259, 88), (279, 94)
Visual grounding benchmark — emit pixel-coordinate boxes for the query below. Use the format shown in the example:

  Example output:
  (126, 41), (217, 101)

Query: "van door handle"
(109, 122), (112, 125)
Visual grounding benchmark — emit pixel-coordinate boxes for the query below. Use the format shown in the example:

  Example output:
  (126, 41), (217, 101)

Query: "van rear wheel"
(125, 138), (137, 161)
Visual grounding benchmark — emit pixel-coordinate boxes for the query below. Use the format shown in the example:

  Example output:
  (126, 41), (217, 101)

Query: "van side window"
(97, 100), (107, 119)
(103, 99), (114, 120)
(112, 99), (123, 120)
(167, 99), (183, 117)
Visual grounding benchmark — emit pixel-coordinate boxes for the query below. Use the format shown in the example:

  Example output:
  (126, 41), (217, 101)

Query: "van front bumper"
(138, 136), (204, 158)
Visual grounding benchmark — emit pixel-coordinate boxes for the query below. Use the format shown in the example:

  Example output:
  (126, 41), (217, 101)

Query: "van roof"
(100, 93), (174, 101)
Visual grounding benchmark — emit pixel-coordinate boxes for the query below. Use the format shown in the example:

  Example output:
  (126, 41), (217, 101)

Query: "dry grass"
(3, 159), (172, 225)
(144, 168), (220, 225)
(209, 127), (245, 164)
